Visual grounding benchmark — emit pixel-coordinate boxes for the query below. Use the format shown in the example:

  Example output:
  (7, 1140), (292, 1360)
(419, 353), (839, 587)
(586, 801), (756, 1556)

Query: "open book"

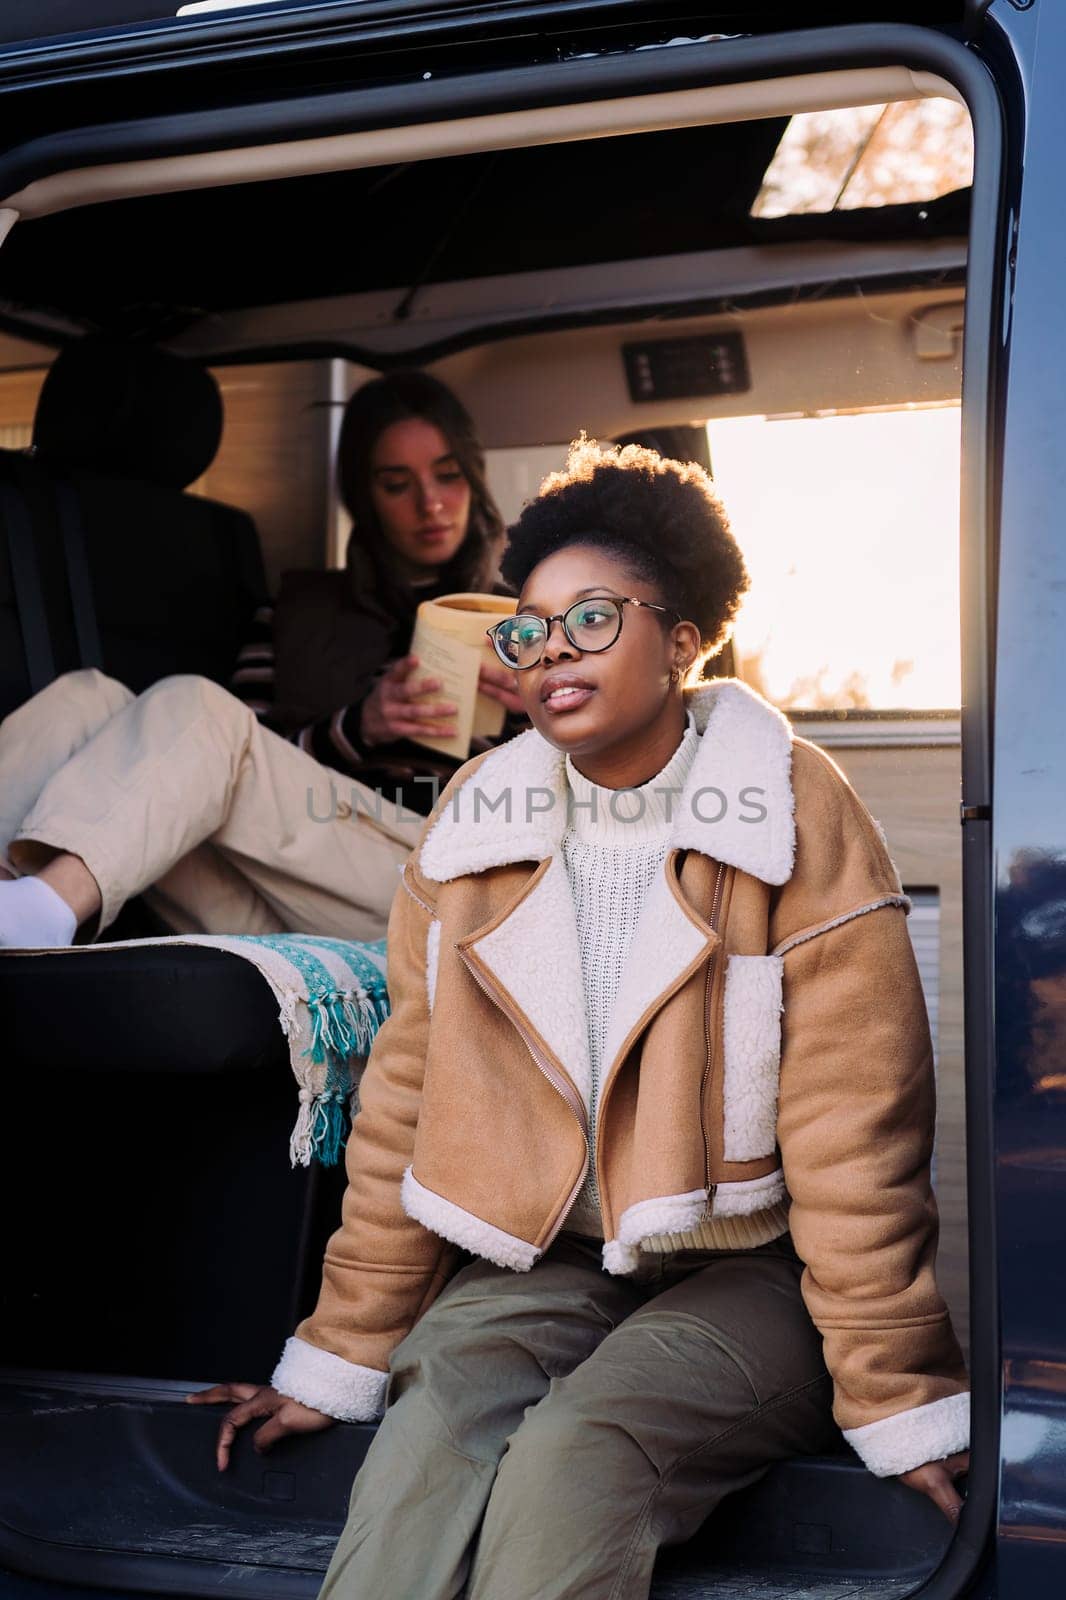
(407, 592), (519, 760)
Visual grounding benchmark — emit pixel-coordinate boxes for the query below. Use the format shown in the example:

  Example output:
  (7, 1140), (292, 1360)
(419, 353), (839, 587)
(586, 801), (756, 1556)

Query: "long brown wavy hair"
(338, 370), (506, 621)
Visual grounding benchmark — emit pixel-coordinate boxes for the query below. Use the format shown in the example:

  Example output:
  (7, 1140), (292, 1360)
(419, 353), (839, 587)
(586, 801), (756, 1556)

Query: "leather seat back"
(0, 338), (266, 719)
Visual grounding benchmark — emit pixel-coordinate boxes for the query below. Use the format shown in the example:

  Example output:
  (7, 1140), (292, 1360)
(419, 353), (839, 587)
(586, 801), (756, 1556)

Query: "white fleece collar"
(420, 677), (795, 886)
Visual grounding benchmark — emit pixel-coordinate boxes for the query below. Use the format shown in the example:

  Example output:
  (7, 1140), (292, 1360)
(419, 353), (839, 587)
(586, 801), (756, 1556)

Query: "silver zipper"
(457, 945), (590, 1248)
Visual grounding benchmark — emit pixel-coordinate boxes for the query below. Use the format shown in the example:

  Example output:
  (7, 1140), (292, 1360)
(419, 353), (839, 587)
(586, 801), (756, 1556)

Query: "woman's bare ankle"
(36, 853), (103, 926)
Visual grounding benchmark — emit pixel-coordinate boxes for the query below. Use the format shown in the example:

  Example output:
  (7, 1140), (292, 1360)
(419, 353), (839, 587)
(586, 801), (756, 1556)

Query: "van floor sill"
(653, 1578), (916, 1600)
(0, 1372), (946, 1600)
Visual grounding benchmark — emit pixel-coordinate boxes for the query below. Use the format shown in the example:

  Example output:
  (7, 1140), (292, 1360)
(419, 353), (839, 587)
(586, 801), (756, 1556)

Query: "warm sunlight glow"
(751, 99), (973, 218)
(709, 407), (962, 710)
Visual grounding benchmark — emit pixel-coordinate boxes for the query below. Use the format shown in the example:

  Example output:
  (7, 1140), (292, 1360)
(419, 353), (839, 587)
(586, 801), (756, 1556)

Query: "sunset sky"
(708, 404), (962, 710)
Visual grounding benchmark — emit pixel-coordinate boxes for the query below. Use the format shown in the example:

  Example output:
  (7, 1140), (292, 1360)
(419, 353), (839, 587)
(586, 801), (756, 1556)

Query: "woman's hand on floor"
(360, 654), (459, 746)
(186, 1382), (335, 1472)
(897, 1450), (970, 1522)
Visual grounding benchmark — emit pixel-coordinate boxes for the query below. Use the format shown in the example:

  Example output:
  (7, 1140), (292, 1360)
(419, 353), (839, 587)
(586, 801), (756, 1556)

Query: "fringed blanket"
(184, 933), (390, 1168)
(40, 932), (391, 1168)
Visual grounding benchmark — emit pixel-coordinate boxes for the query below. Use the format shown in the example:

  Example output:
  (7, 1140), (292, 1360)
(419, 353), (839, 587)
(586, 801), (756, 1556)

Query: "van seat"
(0, 344), (300, 1382)
(0, 337), (267, 720)
(0, 939), (341, 1381)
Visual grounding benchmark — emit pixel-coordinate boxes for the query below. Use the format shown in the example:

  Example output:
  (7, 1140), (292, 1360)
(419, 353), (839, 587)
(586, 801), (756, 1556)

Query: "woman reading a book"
(0, 370), (527, 949)
(191, 437), (969, 1599)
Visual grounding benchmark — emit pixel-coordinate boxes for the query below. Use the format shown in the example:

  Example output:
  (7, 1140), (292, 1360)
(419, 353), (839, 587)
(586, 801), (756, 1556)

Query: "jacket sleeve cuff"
(271, 1335), (388, 1422)
(842, 1390), (970, 1477)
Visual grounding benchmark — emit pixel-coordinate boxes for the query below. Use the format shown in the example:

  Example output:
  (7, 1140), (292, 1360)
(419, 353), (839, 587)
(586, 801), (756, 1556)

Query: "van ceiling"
(0, 119), (969, 356)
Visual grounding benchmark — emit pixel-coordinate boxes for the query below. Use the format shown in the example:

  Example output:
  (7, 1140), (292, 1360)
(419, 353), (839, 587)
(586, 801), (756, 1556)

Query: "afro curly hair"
(499, 436), (749, 679)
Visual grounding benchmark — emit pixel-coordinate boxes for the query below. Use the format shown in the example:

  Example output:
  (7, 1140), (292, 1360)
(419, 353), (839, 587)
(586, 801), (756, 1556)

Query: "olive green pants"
(319, 1229), (840, 1600)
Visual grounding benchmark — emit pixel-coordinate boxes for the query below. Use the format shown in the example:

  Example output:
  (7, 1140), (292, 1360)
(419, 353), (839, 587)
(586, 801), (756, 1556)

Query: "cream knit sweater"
(559, 709), (792, 1253)
(561, 711), (699, 1238)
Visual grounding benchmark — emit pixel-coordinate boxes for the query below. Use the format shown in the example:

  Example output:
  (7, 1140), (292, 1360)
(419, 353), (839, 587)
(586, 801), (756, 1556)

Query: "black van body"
(0, 2), (1062, 1597)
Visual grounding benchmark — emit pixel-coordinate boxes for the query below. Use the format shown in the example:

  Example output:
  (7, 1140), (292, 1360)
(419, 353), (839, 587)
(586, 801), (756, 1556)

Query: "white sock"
(0, 875), (78, 948)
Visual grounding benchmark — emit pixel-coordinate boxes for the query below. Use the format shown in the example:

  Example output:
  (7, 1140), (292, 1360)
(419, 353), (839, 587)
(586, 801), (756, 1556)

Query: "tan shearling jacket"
(273, 677), (970, 1478)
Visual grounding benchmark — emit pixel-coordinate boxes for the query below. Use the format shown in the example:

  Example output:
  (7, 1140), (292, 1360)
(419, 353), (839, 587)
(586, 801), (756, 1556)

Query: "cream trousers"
(0, 670), (424, 940)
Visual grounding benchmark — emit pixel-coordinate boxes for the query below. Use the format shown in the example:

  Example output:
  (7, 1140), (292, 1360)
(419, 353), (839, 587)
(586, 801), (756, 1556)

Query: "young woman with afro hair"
(199, 438), (970, 1599)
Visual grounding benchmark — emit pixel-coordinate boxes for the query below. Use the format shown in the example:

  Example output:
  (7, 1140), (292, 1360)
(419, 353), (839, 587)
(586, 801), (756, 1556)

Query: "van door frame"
(0, 21), (1004, 1598)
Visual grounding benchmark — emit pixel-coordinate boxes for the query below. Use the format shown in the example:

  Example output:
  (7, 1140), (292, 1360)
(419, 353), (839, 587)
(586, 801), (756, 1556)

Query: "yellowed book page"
(471, 685), (506, 740)
(427, 594), (516, 741)
(406, 593), (517, 755)
(407, 612), (481, 760)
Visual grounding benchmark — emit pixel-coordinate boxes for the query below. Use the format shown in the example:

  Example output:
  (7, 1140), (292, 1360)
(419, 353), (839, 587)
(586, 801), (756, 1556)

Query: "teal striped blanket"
(18, 931), (392, 1166)
(183, 933), (391, 1168)
(77, 932), (391, 1167)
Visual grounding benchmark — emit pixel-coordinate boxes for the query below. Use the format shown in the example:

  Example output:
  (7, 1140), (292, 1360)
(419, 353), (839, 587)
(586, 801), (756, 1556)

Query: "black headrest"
(33, 338), (223, 490)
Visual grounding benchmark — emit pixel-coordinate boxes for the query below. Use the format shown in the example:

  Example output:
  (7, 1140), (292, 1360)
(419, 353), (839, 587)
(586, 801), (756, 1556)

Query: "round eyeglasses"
(486, 595), (681, 670)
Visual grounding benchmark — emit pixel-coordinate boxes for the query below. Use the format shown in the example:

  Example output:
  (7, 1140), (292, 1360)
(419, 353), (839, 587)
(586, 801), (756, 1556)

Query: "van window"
(714, 403), (962, 710)
(752, 97), (974, 218)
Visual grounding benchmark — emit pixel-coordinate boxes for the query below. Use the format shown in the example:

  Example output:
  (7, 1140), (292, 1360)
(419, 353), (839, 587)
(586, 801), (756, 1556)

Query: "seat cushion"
(0, 941), (340, 1380)
(3, 943), (288, 1075)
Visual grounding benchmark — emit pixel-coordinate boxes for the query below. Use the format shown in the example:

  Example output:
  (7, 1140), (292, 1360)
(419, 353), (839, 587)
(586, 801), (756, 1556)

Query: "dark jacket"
(241, 542), (526, 815)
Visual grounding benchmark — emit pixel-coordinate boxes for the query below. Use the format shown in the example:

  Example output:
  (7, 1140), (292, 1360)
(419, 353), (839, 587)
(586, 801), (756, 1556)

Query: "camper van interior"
(0, 31), (984, 1600)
